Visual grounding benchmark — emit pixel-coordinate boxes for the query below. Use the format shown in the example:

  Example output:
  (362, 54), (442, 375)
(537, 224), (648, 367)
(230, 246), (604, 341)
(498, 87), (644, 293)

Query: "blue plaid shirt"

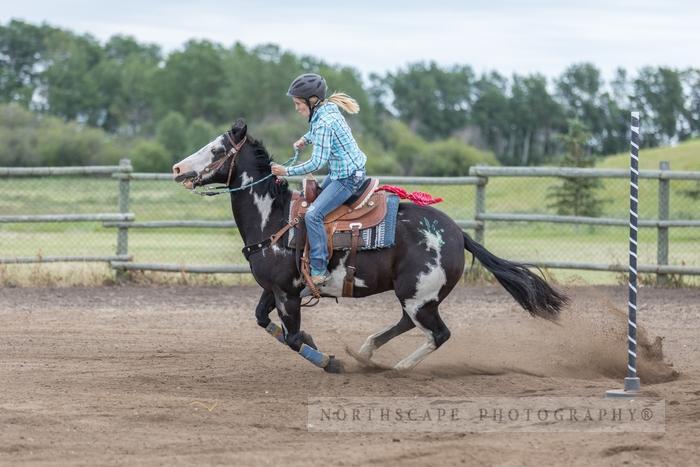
(286, 102), (367, 180)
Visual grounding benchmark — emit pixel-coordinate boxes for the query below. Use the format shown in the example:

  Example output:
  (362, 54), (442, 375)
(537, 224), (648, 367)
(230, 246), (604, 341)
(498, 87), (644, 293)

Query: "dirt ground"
(0, 284), (698, 466)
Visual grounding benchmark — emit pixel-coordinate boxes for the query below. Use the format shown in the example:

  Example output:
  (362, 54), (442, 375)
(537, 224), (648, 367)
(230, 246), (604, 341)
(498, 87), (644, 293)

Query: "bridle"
(189, 138), (300, 197)
(193, 132), (248, 189)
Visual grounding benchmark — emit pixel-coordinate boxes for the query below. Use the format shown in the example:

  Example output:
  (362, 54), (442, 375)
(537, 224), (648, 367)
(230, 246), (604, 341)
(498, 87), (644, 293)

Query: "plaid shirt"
(286, 102), (367, 180)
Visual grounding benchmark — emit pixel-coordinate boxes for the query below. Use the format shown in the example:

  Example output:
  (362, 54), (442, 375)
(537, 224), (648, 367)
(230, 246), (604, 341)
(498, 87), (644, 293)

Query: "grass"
(1, 140), (699, 286)
(597, 138), (700, 171)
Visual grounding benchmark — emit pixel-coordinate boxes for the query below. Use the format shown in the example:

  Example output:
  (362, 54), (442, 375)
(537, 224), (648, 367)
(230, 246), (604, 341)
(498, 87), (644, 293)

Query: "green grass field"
(1, 140), (699, 286)
(598, 138), (700, 171)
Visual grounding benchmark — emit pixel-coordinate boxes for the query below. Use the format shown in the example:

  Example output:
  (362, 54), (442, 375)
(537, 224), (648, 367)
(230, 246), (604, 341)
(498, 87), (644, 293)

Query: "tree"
(185, 118), (217, 154)
(555, 63), (608, 153)
(41, 28), (106, 125)
(0, 103), (120, 166)
(471, 72), (511, 160)
(155, 40), (228, 123)
(386, 62), (474, 139)
(547, 119), (607, 217)
(94, 35), (161, 134)
(156, 112), (188, 162)
(129, 140), (171, 172)
(680, 68), (700, 137)
(507, 73), (564, 166)
(414, 138), (497, 176)
(0, 20), (51, 106)
(632, 67), (686, 146)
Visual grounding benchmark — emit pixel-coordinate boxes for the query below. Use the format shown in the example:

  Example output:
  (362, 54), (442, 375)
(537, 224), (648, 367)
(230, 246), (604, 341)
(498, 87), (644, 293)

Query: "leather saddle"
(290, 176), (384, 299)
(291, 176), (384, 233)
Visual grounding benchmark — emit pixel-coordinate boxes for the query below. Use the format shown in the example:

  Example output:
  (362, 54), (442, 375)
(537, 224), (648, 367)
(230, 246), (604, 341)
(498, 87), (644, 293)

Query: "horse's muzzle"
(174, 170), (197, 183)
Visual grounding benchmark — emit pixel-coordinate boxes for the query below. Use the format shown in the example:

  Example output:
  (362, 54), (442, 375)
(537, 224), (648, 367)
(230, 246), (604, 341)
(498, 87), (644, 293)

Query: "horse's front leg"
(274, 289), (344, 373)
(255, 289), (286, 344)
(256, 288), (316, 348)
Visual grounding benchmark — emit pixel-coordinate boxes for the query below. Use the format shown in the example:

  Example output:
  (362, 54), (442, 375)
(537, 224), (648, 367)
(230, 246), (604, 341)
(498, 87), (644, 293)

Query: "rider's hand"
(270, 163), (288, 177)
(293, 137), (306, 151)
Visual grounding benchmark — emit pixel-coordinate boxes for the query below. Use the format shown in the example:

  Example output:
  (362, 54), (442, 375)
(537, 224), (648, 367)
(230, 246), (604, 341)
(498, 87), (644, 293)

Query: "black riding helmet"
(287, 73), (327, 120)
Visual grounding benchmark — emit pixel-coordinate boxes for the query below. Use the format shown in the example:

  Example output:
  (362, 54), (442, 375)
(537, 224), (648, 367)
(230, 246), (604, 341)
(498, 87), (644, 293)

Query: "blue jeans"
(306, 171), (365, 276)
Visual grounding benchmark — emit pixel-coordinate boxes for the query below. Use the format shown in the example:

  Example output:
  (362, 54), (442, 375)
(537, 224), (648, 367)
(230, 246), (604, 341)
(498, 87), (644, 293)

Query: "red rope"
(376, 185), (443, 206)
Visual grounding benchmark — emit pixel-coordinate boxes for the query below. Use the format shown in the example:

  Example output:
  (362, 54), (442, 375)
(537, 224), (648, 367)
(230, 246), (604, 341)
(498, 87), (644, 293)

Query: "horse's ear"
(231, 118), (247, 143)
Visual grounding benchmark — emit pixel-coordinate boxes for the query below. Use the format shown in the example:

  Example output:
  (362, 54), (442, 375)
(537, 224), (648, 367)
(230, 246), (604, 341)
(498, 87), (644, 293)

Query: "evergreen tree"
(547, 119), (607, 217)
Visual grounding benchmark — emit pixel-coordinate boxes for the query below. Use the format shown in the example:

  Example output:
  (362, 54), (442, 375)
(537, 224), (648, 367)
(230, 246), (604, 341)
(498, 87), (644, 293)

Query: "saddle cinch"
(290, 176), (385, 299)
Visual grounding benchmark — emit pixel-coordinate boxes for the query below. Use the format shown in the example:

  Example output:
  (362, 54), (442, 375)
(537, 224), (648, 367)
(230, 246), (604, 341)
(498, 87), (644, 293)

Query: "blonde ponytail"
(326, 92), (360, 114)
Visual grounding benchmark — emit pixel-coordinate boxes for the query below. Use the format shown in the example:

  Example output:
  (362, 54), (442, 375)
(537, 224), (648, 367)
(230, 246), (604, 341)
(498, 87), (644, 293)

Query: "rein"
(191, 147), (299, 197)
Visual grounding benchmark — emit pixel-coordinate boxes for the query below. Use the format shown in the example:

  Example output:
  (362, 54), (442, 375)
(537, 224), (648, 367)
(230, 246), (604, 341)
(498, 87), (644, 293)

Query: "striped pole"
(625, 111), (642, 391)
(607, 111), (642, 397)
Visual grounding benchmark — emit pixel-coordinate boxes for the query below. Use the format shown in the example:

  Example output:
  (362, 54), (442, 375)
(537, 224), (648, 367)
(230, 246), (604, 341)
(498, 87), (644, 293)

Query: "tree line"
(1, 19), (698, 173)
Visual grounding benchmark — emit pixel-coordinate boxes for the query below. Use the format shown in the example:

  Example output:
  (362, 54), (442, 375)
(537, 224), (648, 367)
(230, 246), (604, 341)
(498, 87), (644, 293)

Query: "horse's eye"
(211, 145), (225, 157)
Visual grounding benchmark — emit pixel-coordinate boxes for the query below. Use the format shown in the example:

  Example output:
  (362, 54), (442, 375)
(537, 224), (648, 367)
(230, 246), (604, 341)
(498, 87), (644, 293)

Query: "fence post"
(116, 159), (132, 279)
(657, 160), (670, 285)
(474, 175), (487, 244)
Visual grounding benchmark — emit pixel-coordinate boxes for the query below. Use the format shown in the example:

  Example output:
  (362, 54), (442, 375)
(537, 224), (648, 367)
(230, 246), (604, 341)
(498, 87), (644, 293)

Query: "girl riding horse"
(271, 73), (368, 289)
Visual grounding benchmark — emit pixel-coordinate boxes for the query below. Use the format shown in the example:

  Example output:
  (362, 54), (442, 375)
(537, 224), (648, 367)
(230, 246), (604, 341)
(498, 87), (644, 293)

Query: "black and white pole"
(607, 111), (642, 398)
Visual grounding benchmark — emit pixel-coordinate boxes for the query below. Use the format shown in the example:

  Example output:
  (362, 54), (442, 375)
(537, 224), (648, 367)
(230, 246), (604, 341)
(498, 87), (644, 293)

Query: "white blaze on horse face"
(240, 171), (273, 232)
(176, 136), (224, 176)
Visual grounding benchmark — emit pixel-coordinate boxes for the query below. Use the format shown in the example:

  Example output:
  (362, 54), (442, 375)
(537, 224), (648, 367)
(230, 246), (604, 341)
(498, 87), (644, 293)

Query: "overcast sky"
(3, 0), (699, 80)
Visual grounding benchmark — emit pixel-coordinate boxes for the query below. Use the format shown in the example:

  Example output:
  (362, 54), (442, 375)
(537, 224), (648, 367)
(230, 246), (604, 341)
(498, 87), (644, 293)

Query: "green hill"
(597, 138), (700, 171)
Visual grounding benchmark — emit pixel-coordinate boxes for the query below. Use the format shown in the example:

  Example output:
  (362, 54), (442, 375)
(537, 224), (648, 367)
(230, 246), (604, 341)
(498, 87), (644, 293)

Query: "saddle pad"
(287, 194), (400, 251)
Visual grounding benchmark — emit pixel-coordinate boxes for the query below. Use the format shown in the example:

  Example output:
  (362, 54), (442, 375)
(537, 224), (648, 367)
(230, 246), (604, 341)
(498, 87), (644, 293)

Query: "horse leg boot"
(256, 289), (286, 344)
(358, 311), (415, 361)
(260, 288), (318, 348)
(274, 290), (344, 373)
(393, 303), (451, 371)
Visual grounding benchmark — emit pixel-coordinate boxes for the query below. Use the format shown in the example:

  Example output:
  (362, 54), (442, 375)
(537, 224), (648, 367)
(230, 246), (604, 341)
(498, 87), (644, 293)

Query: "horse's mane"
(247, 137), (290, 202)
(248, 137), (273, 168)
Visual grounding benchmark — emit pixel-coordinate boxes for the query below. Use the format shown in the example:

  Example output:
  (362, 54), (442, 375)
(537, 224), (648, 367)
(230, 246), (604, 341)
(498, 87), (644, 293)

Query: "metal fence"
(469, 164), (700, 281)
(1, 160), (699, 283)
(0, 163), (133, 265)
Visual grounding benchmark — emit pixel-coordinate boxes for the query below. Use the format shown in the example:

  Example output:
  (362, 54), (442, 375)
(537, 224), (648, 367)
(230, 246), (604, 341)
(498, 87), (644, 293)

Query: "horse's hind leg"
(358, 311), (415, 360)
(393, 301), (451, 371)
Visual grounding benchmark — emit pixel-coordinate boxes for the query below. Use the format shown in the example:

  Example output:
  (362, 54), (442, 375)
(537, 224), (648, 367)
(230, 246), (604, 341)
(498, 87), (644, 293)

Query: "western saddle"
(284, 176), (384, 300)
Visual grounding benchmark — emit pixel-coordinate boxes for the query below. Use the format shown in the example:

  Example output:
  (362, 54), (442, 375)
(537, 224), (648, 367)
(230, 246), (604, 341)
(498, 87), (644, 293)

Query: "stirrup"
(310, 273), (330, 286)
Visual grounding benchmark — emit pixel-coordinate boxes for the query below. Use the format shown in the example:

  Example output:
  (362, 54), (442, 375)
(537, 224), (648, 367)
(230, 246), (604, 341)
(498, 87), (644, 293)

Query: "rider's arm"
(302, 130), (313, 145)
(286, 125), (331, 176)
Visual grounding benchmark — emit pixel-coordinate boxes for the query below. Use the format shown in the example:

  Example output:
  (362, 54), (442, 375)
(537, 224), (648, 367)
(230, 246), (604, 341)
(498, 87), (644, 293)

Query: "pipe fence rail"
(468, 163), (700, 279)
(1, 160), (698, 282)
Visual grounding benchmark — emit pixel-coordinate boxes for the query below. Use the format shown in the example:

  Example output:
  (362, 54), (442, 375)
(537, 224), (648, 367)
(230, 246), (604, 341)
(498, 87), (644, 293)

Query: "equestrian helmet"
(287, 73), (327, 100)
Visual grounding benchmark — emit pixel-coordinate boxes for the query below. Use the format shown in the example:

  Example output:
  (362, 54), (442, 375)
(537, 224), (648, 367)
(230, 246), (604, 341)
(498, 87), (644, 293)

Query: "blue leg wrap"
(265, 322), (286, 344)
(299, 343), (330, 368)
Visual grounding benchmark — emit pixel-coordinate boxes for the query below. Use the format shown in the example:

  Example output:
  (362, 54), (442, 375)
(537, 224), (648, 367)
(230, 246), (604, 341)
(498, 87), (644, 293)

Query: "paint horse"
(172, 120), (568, 373)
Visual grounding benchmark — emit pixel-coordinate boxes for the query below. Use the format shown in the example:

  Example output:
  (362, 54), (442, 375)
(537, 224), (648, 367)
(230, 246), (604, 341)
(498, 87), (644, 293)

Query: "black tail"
(464, 233), (568, 320)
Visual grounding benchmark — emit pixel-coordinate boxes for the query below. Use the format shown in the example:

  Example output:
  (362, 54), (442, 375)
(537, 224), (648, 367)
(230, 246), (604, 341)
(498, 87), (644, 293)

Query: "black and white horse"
(172, 120), (567, 373)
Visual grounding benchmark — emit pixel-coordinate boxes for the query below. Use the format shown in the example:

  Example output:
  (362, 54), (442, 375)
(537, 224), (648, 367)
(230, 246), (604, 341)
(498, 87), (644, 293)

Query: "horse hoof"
(324, 356), (344, 373)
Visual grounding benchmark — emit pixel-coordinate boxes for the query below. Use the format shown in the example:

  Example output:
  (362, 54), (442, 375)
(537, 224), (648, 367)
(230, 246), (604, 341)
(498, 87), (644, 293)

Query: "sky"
(2, 0), (699, 80)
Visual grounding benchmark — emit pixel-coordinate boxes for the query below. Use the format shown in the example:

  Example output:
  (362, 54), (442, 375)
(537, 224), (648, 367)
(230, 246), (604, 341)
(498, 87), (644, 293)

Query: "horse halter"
(194, 133), (248, 188)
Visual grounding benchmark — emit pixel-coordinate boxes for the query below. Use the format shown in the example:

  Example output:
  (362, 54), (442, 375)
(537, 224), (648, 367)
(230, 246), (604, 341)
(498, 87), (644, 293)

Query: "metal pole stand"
(606, 111), (642, 399)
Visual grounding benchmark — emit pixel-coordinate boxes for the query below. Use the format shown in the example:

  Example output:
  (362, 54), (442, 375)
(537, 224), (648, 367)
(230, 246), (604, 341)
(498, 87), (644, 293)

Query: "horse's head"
(172, 119), (249, 189)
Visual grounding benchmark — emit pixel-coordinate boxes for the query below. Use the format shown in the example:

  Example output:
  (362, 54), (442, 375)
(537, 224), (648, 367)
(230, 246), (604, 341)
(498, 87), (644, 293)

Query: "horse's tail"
(463, 233), (568, 320)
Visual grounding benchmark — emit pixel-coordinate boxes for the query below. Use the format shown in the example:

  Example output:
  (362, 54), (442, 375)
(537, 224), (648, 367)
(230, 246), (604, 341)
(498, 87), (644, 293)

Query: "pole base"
(605, 377), (641, 398)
